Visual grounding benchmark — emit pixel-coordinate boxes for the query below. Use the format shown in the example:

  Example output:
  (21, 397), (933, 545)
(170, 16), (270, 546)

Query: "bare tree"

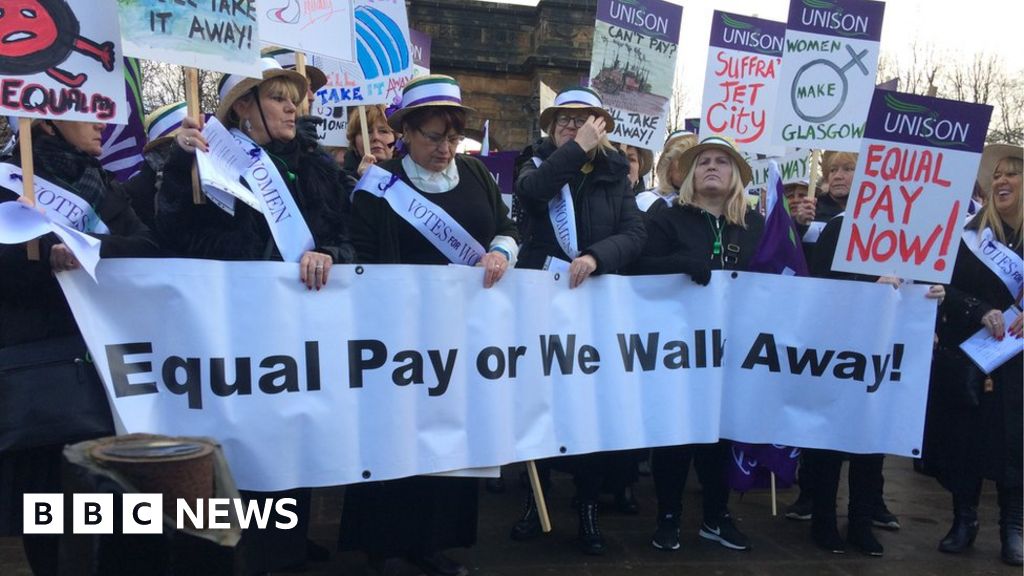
(946, 52), (1001, 105)
(665, 70), (688, 135)
(990, 74), (1024, 144)
(140, 61), (220, 114)
(877, 40), (942, 96)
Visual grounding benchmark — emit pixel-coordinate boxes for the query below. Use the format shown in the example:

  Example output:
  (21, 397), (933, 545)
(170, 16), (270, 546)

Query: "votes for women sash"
(356, 165), (486, 266)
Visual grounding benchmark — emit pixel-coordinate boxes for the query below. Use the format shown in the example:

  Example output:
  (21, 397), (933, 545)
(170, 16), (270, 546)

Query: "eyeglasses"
(417, 129), (464, 149)
(555, 115), (588, 128)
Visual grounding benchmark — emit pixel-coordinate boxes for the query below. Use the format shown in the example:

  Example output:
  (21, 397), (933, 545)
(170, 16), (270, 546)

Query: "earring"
(243, 119), (253, 133)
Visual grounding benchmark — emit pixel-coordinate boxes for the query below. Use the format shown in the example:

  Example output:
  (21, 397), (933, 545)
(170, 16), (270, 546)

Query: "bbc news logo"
(24, 494), (298, 534)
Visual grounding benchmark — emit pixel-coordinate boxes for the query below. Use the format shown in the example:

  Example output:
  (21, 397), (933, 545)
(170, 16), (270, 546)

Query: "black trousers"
(651, 442), (730, 521)
(806, 449), (883, 524)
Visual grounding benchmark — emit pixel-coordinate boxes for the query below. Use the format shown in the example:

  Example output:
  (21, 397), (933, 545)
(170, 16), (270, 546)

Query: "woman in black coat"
(0, 118), (159, 576)
(925, 145), (1022, 566)
(155, 61), (355, 573)
(508, 87), (645, 556)
(342, 74), (518, 576)
(630, 136), (762, 555)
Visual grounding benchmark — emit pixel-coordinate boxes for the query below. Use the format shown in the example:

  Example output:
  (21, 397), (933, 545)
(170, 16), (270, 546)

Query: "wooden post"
(358, 106), (370, 157)
(770, 472), (778, 516)
(526, 461), (552, 533)
(806, 149), (822, 199)
(294, 52), (309, 116)
(18, 118), (39, 260)
(185, 67), (204, 204)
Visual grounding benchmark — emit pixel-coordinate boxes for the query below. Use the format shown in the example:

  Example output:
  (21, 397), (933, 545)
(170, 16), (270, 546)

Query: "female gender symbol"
(790, 45), (869, 123)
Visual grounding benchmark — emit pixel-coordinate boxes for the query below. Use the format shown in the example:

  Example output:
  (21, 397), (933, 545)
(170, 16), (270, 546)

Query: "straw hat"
(977, 143), (1023, 194)
(215, 58), (309, 124)
(142, 101), (187, 153)
(678, 135), (753, 186)
(539, 87), (614, 132)
(664, 129), (695, 151)
(262, 46), (328, 93)
(387, 74), (475, 131)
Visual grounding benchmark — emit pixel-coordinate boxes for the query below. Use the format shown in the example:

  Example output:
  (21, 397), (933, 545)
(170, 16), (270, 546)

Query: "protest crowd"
(0, 0), (1021, 575)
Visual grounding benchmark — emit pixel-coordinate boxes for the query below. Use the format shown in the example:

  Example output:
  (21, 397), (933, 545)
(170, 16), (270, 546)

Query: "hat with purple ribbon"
(143, 101), (187, 153)
(387, 74), (475, 131)
(215, 57), (309, 125)
(540, 87), (614, 132)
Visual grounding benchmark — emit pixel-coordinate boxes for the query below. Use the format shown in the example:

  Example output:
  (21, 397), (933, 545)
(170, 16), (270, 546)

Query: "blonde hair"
(677, 150), (748, 227)
(654, 135), (697, 194)
(823, 151), (858, 195)
(975, 156), (1023, 245)
(346, 105), (391, 144)
(227, 77), (303, 129)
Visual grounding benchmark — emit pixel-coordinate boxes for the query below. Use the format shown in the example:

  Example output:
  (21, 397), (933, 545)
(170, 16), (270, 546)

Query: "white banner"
(59, 261), (936, 491)
(258, 1), (354, 61)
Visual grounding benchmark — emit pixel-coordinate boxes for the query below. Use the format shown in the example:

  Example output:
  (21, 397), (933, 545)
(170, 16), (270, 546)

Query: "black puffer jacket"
(156, 138), (355, 263)
(630, 203), (764, 283)
(514, 138), (645, 273)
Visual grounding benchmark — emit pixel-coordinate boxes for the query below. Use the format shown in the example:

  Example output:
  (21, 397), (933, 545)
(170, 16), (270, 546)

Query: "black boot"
(577, 501), (606, 555)
(847, 521), (884, 556)
(939, 497), (979, 554)
(999, 488), (1023, 566)
(811, 515), (846, 554)
(510, 493), (542, 541)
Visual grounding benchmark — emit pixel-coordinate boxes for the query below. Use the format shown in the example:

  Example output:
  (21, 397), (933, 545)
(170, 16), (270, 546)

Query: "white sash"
(962, 227), (1024, 300)
(355, 165), (486, 266)
(532, 157), (579, 259)
(230, 130), (315, 263)
(0, 163), (109, 234)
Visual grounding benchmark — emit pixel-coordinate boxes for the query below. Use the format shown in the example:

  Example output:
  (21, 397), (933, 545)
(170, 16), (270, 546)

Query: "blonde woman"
(926, 144), (1022, 566)
(635, 131), (697, 214)
(632, 136), (761, 553)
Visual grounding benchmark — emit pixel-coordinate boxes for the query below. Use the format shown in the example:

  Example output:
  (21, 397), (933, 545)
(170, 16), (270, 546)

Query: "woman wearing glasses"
(343, 75), (518, 576)
(508, 87), (645, 555)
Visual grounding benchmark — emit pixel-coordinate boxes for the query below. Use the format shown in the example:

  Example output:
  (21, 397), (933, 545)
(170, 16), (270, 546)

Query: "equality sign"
(773, 0), (885, 152)
(117, 0), (261, 77)
(589, 0), (683, 151)
(258, 0), (354, 61)
(58, 261), (936, 491)
(0, 0), (127, 123)
(831, 90), (993, 283)
(701, 11), (785, 156)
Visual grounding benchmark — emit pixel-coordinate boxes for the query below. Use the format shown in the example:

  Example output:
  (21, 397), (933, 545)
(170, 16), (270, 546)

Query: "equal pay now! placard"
(701, 11), (785, 156)
(774, 0), (885, 152)
(832, 90), (993, 284)
(59, 261), (937, 491)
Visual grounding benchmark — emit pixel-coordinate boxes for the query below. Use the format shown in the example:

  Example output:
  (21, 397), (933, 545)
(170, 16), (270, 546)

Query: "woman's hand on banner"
(876, 276), (903, 289)
(574, 116), (607, 153)
(300, 251), (332, 291)
(176, 116), (208, 154)
(478, 250), (509, 289)
(50, 244), (80, 272)
(569, 254), (598, 289)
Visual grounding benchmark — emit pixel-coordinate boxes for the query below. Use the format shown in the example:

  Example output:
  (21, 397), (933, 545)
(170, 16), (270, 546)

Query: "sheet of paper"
(196, 119), (261, 211)
(0, 201), (51, 243)
(51, 221), (102, 281)
(960, 307), (1024, 373)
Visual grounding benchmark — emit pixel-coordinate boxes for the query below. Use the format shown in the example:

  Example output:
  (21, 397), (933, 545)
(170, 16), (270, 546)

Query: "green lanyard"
(705, 212), (722, 257)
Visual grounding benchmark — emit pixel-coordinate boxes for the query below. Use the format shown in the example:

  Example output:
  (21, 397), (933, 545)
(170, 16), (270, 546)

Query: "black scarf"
(30, 132), (108, 207)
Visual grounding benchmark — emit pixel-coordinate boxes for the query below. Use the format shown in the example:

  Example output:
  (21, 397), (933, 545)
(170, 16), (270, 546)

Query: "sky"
(483, 0), (1023, 116)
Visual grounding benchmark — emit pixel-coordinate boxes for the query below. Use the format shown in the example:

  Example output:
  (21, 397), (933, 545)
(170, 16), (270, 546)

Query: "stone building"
(408, 0), (597, 151)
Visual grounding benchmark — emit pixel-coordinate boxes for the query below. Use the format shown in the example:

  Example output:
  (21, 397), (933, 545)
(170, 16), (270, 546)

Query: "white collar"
(402, 155), (460, 194)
